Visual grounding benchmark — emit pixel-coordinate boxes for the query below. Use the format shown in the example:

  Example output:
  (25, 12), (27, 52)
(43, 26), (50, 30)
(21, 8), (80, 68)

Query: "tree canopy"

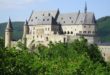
(0, 37), (110, 75)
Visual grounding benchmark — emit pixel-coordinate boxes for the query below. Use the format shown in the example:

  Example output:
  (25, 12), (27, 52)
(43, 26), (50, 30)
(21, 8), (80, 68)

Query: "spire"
(84, 1), (87, 13)
(24, 20), (28, 26)
(57, 8), (59, 12)
(6, 17), (13, 30)
(78, 10), (80, 14)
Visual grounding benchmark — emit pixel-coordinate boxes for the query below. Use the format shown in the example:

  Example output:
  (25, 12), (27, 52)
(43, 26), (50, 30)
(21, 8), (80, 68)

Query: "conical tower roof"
(84, 2), (87, 13)
(6, 18), (13, 30)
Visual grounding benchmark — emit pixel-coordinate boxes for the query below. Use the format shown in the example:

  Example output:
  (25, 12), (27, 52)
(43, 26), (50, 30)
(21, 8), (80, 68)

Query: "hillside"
(0, 16), (110, 42)
(0, 22), (24, 40)
(96, 16), (110, 42)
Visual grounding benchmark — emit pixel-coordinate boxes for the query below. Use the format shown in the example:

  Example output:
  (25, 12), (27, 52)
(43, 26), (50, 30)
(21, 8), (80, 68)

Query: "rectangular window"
(88, 31), (91, 33)
(47, 19), (49, 21)
(83, 31), (86, 33)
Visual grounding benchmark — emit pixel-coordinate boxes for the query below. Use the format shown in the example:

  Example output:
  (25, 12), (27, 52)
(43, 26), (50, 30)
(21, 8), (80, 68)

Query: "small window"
(46, 37), (48, 41)
(83, 31), (86, 33)
(71, 31), (73, 34)
(47, 19), (49, 21)
(43, 14), (44, 16)
(48, 13), (50, 16)
(68, 31), (69, 34)
(64, 21), (65, 23)
(88, 31), (91, 33)
(54, 32), (57, 34)
(84, 26), (86, 27)
(71, 21), (73, 23)
(43, 19), (45, 21)
(69, 17), (71, 19)
(35, 17), (37, 19)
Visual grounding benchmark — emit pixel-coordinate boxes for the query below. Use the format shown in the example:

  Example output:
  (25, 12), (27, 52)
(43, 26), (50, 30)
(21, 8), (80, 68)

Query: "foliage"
(96, 16), (110, 42)
(0, 38), (110, 75)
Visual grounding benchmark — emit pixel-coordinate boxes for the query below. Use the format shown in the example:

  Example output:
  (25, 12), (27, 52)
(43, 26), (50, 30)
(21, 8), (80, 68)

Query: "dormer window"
(43, 14), (44, 16)
(69, 17), (71, 19)
(48, 13), (50, 16)
(43, 19), (45, 21)
(31, 19), (33, 22)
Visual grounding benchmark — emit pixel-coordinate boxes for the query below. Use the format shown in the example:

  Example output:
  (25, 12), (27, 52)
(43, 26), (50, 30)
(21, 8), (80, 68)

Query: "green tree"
(0, 37), (110, 75)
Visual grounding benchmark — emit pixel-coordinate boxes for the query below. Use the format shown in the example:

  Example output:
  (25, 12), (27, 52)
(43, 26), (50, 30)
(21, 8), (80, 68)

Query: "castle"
(4, 4), (110, 61)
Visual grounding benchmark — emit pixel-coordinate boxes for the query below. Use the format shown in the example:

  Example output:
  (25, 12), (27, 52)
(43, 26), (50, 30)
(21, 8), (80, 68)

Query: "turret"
(22, 20), (29, 45)
(5, 18), (13, 47)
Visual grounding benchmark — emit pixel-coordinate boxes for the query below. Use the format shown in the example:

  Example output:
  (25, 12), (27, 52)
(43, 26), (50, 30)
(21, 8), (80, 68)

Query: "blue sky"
(0, 0), (110, 23)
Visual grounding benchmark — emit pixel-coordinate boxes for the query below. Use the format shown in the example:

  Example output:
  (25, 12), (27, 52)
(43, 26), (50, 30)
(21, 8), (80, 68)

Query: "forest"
(0, 37), (110, 75)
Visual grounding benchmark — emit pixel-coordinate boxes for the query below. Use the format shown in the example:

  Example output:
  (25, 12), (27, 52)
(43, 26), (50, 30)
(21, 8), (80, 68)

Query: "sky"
(0, 0), (110, 23)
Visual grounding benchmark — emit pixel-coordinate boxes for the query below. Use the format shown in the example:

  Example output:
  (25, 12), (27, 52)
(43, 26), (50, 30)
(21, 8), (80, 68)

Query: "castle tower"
(22, 20), (29, 45)
(5, 18), (13, 47)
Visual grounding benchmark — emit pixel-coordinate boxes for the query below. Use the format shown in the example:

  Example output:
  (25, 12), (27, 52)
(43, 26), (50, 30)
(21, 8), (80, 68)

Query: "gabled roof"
(57, 12), (95, 25)
(28, 10), (96, 25)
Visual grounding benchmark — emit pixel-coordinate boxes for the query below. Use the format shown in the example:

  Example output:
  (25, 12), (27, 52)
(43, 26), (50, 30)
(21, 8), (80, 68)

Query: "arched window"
(68, 31), (69, 34)
(46, 37), (48, 41)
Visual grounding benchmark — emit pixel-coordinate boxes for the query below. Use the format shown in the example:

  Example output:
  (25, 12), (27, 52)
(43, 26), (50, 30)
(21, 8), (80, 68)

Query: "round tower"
(22, 20), (29, 45)
(5, 18), (13, 47)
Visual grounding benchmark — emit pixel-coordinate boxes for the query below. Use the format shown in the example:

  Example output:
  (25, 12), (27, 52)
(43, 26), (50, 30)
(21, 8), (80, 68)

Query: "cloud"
(0, 0), (48, 10)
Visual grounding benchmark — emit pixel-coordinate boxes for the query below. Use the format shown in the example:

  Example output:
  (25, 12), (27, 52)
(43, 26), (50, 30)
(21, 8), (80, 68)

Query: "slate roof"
(6, 18), (13, 31)
(28, 10), (96, 25)
(28, 10), (58, 25)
